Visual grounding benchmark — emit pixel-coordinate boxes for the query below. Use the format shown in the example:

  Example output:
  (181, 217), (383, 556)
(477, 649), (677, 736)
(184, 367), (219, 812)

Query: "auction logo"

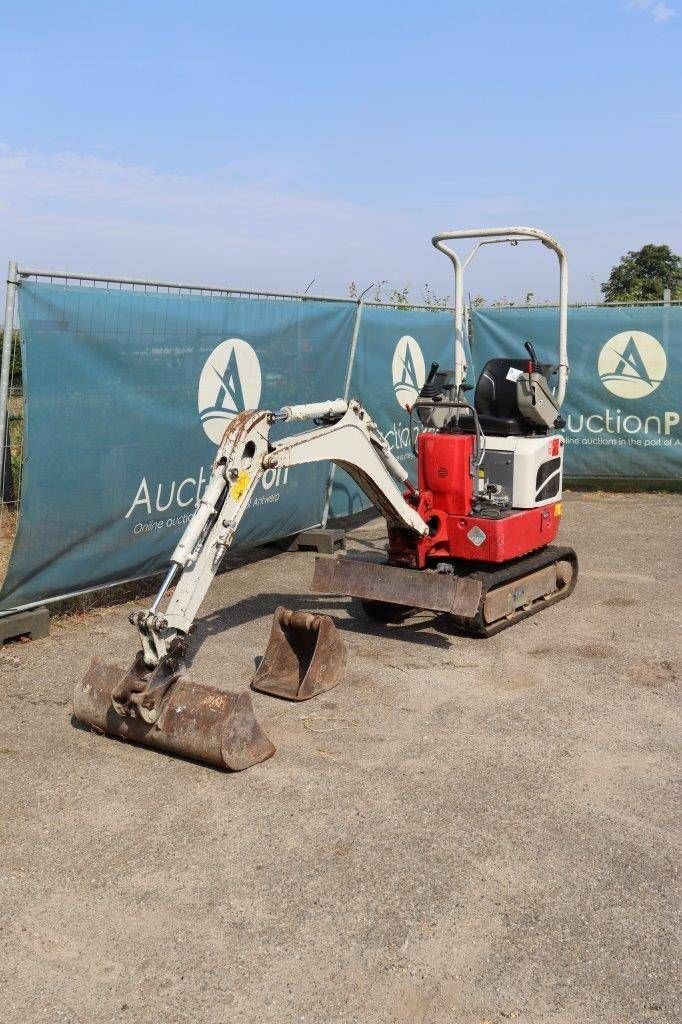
(198, 338), (262, 443)
(598, 331), (666, 400)
(392, 335), (425, 410)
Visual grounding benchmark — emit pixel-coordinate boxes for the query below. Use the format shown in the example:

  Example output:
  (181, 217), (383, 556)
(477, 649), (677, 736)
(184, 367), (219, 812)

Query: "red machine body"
(319, 227), (576, 636)
(388, 432), (561, 570)
(418, 432), (474, 516)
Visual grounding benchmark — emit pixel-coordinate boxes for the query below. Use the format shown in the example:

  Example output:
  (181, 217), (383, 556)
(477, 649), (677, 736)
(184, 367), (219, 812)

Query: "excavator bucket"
(251, 606), (346, 701)
(73, 657), (276, 771)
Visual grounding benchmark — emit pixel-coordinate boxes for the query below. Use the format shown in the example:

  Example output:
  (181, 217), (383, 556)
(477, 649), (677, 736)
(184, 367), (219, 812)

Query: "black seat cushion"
(456, 412), (526, 436)
(453, 357), (551, 437)
(475, 358), (529, 418)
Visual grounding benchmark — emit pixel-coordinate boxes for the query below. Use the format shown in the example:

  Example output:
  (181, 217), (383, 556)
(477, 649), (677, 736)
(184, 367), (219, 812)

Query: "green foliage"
(602, 244), (682, 303)
(347, 280), (454, 309)
(1, 331), (22, 503)
(422, 284), (450, 308)
(387, 284), (411, 306)
(10, 330), (22, 389)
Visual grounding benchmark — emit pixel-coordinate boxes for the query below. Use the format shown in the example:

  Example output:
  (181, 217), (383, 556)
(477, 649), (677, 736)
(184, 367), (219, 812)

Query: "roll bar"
(432, 226), (569, 408)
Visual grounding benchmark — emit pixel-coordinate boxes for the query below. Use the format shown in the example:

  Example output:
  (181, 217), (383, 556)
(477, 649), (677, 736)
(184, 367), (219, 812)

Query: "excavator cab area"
(376, 226), (576, 617)
(468, 354), (561, 436)
(416, 349), (561, 439)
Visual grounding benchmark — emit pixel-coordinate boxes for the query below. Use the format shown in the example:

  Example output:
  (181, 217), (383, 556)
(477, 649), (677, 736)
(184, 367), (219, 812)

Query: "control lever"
(424, 362), (439, 387)
(524, 341), (542, 372)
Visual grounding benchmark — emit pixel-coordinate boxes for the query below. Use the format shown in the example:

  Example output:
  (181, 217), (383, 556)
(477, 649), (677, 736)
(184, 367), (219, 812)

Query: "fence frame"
(2, 259), (678, 613)
(0, 261), (18, 511)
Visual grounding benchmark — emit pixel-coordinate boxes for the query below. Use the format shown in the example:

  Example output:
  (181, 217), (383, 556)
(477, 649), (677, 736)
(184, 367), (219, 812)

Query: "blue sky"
(1, 0), (680, 303)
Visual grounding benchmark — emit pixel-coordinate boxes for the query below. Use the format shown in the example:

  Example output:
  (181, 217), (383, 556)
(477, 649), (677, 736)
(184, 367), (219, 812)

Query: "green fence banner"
(0, 284), (356, 612)
(471, 306), (681, 483)
(6, 286), (672, 616)
(0, 284), (469, 614)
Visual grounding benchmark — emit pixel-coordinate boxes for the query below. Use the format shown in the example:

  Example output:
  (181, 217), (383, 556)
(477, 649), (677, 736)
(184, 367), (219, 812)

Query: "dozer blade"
(251, 606), (346, 701)
(73, 658), (276, 771)
(312, 555), (483, 617)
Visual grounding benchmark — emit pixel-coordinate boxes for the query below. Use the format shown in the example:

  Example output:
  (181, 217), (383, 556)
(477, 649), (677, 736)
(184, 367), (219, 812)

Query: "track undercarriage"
(312, 544), (578, 637)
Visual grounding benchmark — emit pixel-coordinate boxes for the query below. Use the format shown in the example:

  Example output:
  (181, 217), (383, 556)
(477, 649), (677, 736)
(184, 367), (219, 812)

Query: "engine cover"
(481, 434), (564, 508)
(417, 432), (474, 517)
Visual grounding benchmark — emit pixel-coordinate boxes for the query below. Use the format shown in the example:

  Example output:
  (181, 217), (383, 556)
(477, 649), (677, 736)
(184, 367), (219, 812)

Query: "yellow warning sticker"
(230, 471), (251, 502)
(554, 502), (563, 517)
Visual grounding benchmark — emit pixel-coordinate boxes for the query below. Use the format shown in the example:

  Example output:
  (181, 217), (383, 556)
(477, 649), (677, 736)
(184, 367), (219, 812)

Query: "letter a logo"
(392, 335), (426, 409)
(215, 346), (246, 417)
(198, 338), (262, 443)
(598, 331), (666, 400)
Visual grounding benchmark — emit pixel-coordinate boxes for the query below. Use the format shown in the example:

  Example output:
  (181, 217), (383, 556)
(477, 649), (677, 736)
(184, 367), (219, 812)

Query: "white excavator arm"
(132, 399), (428, 669)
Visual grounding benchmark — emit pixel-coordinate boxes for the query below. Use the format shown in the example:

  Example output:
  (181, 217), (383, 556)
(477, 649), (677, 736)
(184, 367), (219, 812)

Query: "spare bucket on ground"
(73, 657), (276, 771)
(251, 606), (346, 701)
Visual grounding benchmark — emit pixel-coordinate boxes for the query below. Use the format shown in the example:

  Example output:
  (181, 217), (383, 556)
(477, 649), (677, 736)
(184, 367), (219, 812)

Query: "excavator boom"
(139, 398), (427, 658)
(73, 398), (428, 769)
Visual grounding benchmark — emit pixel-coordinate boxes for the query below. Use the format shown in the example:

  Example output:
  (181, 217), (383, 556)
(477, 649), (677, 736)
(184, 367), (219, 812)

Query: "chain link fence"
(0, 327), (22, 578)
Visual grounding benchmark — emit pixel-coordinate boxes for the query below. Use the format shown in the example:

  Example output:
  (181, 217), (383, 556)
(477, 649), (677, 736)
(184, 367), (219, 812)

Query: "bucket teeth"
(73, 657), (275, 771)
(251, 606), (346, 701)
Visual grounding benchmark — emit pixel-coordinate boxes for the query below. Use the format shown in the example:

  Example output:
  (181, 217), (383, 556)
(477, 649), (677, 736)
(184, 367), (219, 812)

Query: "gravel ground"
(0, 492), (679, 1024)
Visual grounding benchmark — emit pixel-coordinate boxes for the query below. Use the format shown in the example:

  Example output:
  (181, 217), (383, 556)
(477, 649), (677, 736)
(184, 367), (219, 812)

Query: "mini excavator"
(74, 226), (577, 770)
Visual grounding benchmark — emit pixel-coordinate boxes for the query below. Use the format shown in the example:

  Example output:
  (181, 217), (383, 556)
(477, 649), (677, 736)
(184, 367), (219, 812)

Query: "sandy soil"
(0, 492), (680, 1024)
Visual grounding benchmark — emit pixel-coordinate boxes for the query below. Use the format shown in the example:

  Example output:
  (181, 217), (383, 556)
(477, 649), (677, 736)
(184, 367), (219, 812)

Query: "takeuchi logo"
(597, 330), (667, 400)
(198, 338), (262, 443)
(392, 335), (426, 410)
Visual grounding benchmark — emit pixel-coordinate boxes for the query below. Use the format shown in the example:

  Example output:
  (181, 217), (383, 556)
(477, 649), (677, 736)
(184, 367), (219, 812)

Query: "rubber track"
(451, 544), (579, 637)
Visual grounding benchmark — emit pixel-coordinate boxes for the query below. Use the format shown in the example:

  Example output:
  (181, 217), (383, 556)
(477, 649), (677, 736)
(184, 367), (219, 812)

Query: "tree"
(602, 244), (681, 303)
(422, 284), (450, 308)
(387, 284), (411, 306)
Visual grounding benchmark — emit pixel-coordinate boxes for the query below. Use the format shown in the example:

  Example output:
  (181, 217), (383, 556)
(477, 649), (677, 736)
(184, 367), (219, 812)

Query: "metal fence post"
(321, 298), (365, 527)
(0, 261), (18, 503)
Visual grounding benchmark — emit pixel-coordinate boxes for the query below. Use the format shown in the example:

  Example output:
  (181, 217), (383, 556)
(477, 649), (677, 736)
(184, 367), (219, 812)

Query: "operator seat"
(457, 358), (552, 436)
